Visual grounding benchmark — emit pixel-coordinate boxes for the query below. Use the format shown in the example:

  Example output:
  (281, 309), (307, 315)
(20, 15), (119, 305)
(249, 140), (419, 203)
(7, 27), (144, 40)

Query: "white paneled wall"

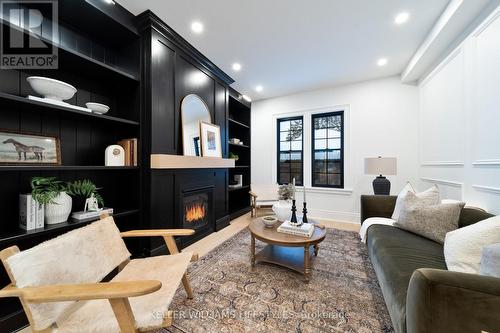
(419, 7), (500, 213)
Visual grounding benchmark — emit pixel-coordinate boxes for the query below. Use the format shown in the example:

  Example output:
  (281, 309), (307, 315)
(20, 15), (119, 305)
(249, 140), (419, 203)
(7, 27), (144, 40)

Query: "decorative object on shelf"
(302, 202), (309, 224)
(85, 102), (110, 114)
(105, 144), (125, 166)
(364, 156), (397, 195)
(200, 121), (222, 158)
(230, 138), (240, 144)
(26, 76), (92, 113)
(229, 175), (243, 189)
(71, 207), (113, 222)
(26, 76), (77, 102)
(239, 141), (244, 145)
(181, 94), (211, 156)
(261, 215), (278, 228)
(65, 179), (104, 212)
(0, 130), (61, 165)
(19, 194), (44, 231)
(229, 152), (239, 161)
(31, 177), (72, 225)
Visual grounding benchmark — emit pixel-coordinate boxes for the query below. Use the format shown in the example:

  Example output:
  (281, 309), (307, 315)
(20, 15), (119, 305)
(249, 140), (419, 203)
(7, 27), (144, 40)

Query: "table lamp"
(364, 157), (397, 195)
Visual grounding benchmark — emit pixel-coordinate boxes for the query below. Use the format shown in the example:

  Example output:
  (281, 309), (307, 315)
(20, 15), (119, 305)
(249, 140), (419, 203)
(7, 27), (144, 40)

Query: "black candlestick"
(290, 199), (298, 224)
(302, 202), (308, 224)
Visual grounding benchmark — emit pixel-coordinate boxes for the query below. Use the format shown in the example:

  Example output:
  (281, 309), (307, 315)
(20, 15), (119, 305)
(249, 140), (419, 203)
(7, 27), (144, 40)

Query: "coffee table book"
(277, 220), (314, 238)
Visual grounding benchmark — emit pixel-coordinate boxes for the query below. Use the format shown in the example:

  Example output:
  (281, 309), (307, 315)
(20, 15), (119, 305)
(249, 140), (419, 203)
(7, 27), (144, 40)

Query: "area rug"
(161, 228), (393, 333)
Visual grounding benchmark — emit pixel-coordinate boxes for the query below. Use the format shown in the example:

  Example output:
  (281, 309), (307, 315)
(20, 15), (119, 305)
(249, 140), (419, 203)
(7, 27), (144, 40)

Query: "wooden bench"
(0, 214), (198, 333)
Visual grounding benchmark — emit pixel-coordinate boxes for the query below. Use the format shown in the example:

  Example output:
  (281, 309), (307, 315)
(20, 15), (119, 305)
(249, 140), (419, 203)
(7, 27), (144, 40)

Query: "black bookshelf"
(228, 88), (252, 219)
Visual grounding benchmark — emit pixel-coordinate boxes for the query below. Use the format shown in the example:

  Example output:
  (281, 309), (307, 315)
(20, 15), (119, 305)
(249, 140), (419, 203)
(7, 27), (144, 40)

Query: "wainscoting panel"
(420, 48), (465, 166)
(418, 6), (500, 214)
(471, 11), (500, 165)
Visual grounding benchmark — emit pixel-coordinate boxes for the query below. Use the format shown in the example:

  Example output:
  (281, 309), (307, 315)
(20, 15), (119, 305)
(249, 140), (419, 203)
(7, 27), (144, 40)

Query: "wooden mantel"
(150, 154), (235, 169)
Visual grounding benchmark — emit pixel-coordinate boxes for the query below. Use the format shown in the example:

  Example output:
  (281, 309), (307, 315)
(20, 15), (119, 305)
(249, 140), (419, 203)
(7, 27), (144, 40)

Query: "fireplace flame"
(185, 203), (206, 223)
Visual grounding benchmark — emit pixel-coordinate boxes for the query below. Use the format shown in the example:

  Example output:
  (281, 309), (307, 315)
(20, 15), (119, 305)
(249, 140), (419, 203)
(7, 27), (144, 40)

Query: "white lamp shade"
(364, 157), (397, 175)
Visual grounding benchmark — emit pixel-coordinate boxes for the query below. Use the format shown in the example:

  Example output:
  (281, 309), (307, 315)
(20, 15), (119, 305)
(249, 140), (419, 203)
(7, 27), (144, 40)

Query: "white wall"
(418, 7), (500, 214)
(251, 76), (419, 223)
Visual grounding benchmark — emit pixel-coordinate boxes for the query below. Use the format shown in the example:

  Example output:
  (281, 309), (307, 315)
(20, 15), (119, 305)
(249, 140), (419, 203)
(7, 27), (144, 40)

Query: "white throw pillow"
(392, 184), (440, 220)
(444, 216), (500, 274)
(391, 182), (415, 220)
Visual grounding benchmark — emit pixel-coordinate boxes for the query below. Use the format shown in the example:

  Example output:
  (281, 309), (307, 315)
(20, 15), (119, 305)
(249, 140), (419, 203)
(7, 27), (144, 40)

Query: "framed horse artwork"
(0, 130), (61, 165)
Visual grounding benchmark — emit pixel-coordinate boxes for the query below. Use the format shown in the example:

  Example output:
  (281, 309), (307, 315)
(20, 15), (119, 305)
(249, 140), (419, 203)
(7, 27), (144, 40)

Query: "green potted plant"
(31, 176), (72, 225)
(65, 179), (104, 211)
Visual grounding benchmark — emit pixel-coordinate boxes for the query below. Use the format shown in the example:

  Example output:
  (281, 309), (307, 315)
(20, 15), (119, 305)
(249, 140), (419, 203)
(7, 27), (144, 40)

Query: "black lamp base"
(373, 176), (391, 195)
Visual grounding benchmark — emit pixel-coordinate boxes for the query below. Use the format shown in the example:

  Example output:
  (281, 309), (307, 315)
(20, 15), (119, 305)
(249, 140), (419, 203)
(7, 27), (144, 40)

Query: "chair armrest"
(0, 280), (161, 303)
(360, 195), (397, 224)
(407, 268), (500, 333)
(120, 229), (195, 237)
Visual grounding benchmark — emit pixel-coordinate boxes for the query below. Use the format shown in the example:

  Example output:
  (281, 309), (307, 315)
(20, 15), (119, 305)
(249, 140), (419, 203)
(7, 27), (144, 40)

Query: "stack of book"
(277, 220), (315, 238)
(71, 208), (114, 222)
(19, 194), (44, 231)
(117, 138), (138, 166)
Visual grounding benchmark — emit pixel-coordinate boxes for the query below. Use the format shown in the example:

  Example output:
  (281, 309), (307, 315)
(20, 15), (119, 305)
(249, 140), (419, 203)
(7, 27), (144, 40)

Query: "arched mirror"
(181, 94), (211, 156)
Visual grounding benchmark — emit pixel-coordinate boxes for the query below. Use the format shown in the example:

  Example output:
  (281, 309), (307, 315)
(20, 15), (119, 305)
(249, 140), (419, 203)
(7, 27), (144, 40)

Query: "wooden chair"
(0, 214), (198, 333)
(249, 183), (280, 218)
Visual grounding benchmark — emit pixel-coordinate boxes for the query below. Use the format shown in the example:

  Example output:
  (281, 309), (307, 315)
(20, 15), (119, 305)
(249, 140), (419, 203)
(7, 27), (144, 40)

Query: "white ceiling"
(118, 0), (450, 101)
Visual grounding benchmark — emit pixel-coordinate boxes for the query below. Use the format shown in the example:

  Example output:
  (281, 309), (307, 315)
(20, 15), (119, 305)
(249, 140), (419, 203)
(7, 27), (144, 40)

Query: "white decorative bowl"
(261, 215), (278, 228)
(26, 76), (77, 102)
(272, 201), (292, 222)
(86, 102), (110, 114)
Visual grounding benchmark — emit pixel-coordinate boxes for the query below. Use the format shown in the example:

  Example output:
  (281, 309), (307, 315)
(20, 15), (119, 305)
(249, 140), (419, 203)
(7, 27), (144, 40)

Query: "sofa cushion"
(394, 192), (464, 244)
(445, 216), (500, 274)
(366, 224), (446, 333)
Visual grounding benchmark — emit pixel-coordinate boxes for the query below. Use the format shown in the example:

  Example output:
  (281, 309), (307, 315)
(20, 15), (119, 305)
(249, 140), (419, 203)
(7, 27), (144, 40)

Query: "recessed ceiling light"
(232, 63), (242, 71)
(191, 21), (204, 34)
(377, 58), (388, 66)
(255, 85), (263, 92)
(242, 95), (252, 102)
(395, 12), (410, 25)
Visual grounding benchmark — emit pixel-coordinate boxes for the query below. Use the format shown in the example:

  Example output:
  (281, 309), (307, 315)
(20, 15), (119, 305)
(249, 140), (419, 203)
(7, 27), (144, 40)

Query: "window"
(312, 111), (344, 188)
(277, 117), (303, 185)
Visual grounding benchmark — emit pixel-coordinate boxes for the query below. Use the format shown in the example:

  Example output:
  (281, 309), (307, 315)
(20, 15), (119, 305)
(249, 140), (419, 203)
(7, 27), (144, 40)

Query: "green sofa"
(361, 195), (500, 333)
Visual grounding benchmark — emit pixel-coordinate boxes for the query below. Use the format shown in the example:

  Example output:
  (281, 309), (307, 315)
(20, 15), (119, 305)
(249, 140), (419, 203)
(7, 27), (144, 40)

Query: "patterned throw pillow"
(394, 191), (465, 243)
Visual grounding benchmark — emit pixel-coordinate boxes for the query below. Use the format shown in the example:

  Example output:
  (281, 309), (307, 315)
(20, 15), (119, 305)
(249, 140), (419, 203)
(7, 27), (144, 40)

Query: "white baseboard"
(308, 209), (360, 224)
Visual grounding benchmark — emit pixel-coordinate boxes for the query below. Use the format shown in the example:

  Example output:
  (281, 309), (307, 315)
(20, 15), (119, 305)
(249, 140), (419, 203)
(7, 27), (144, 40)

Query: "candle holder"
(290, 199), (298, 225)
(302, 202), (308, 224)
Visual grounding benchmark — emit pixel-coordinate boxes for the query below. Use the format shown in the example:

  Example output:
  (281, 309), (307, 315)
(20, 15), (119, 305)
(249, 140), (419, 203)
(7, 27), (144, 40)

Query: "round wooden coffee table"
(249, 218), (326, 282)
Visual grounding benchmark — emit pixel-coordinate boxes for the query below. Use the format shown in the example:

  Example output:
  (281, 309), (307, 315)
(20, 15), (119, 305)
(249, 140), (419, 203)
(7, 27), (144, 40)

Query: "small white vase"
(45, 192), (72, 225)
(272, 200), (292, 222)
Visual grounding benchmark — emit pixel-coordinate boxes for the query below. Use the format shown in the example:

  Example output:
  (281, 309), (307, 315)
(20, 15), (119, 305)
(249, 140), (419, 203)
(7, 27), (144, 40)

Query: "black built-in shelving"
(227, 88), (252, 219)
(0, 3), (142, 328)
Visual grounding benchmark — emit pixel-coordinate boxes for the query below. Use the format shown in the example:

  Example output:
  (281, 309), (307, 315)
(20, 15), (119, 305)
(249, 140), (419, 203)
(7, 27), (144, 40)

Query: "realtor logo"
(0, 0), (58, 69)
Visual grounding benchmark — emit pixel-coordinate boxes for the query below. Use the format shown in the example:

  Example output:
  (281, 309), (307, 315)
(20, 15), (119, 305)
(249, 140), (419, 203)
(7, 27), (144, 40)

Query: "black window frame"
(276, 116), (304, 186)
(311, 111), (344, 188)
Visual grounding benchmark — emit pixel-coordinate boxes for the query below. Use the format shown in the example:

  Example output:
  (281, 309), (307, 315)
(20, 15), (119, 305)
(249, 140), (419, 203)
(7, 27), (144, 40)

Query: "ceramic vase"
(272, 200), (292, 222)
(45, 192), (72, 224)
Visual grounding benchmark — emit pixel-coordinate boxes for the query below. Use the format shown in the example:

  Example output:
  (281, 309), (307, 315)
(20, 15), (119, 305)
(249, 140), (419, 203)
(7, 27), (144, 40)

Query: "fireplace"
(177, 183), (215, 247)
(183, 192), (209, 230)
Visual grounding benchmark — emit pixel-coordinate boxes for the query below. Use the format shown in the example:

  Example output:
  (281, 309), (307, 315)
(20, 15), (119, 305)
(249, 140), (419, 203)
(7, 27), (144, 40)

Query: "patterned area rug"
(161, 228), (393, 333)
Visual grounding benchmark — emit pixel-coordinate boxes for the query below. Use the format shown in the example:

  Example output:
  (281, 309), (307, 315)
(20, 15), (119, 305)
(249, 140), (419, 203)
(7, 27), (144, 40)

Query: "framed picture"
(200, 121), (222, 158)
(0, 130), (61, 165)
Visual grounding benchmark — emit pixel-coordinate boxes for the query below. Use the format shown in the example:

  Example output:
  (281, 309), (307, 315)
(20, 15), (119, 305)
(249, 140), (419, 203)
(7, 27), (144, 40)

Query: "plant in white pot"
(31, 177), (72, 225)
(65, 179), (104, 211)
